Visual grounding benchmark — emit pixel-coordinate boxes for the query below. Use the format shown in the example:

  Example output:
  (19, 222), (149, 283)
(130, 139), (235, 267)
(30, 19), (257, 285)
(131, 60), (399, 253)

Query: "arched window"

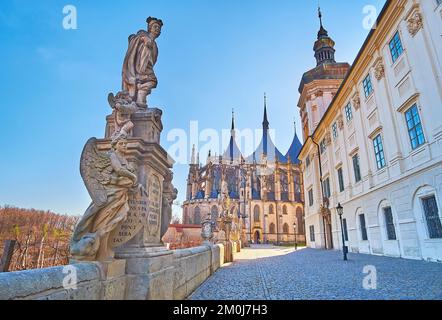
(296, 208), (304, 234)
(283, 223), (289, 234)
(283, 205), (288, 215)
(269, 204), (274, 215)
(211, 206), (219, 226)
(269, 223), (276, 234)
(254, 205), (260, 222)
(194, 207), (201, 225)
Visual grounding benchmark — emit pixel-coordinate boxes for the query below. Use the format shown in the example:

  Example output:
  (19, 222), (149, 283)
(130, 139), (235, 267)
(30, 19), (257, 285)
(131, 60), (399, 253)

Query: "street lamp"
(293, 222), (298, 250)
(336, 203), (348, 261)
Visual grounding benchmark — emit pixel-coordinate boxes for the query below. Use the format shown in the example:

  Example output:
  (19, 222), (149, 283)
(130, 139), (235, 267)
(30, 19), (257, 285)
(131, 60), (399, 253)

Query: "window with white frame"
(320, 139), (327, 154)
(308, 188), (314, 207)
(332, 122), (338, 139)
(384, 207), (397, 240)
(363, 74), (373, 97)
(422, 196), (442, 239)
(337, 167), (345, 193)
(389, 31), (404, 63)
(323, 177), (331, 199)
(345, 103), (353, 122)
(352, 154), (362, 183)
(359, 214), (368, 241)
(373, 134), (386, 169)
(405, 104), (426, 150)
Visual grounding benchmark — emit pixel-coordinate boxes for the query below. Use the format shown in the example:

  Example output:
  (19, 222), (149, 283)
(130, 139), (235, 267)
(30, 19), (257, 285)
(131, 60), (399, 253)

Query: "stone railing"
(0, 244), (225, 300)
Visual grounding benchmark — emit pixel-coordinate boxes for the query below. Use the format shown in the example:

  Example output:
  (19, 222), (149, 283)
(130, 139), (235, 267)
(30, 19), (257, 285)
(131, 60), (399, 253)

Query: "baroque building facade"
(183, 104), (305, 245)
(298, 0), (442, 261)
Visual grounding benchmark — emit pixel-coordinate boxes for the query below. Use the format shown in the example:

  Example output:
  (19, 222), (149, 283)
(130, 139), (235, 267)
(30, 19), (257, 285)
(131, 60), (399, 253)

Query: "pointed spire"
(231, 108), (236, 138)
(191, 144), (196, 165)
(263, 93), (269, 130)
(314, 6), (336, 66)
(231, 109), (235, 131)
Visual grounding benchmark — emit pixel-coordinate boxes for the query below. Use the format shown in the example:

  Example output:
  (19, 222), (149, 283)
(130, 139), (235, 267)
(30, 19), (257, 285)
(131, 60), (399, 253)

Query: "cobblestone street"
(190, 245), (442, 300)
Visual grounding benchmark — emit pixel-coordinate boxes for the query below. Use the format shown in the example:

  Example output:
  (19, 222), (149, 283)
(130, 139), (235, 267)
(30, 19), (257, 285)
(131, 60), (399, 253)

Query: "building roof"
(246, 99), (288, 164)
(285, 124), (303, 164)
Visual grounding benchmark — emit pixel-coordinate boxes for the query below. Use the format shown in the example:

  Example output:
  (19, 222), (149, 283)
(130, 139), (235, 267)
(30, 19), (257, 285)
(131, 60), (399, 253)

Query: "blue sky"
(0, 0), (385, 218)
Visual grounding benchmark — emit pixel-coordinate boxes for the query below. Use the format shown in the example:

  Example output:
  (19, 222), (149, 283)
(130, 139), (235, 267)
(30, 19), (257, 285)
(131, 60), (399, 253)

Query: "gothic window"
(252, 170), (261, 200)
(211, 166), (221, 198)
(269, 204), (274, 215)
(194, 207), (201, 225)
(283, 205), (288, 215)
(296, 208), (304, 235)
(211, 206), (219, 227)
(226, 166), (239, 199)
(293, 172), (302, 202)
(266, 175), (275, 201)
(269, 223), (276, 234)
(283, 223), (289, 234)
(254, 205), (261, 222)
(280, 170), (289, 201)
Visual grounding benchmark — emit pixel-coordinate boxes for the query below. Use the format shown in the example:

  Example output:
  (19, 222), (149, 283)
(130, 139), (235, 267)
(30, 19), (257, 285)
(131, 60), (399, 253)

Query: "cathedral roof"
(246, 98), (288, 164)
(221, 110), (243, 163)
(285, 124), (303, 164)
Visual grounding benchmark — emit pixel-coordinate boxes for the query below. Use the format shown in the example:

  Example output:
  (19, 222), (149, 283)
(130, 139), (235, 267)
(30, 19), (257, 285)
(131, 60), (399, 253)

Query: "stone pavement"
(189, 245), (442, 300)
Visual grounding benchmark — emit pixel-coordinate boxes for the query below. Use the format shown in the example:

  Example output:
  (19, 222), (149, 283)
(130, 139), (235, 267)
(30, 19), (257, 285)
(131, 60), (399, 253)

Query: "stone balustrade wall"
(0, 244), (225, 300)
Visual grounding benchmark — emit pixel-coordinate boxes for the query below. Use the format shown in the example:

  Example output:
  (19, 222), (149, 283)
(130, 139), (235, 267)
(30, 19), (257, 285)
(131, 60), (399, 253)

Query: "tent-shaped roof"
(246, 98), (288, 164)
(285, 124), (303, 164)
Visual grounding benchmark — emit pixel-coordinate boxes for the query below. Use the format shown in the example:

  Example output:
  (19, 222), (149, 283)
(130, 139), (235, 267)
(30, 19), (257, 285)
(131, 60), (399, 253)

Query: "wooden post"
(0, 240), (16, 273)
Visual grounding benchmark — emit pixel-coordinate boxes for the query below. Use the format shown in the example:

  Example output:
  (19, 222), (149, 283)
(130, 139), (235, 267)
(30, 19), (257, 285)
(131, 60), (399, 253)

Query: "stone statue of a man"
(122, 17), (163, 108)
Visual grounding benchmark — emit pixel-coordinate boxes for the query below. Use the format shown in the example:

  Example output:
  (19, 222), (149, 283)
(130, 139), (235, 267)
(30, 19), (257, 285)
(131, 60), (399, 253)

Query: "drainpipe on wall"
(311, 137), (327, 249)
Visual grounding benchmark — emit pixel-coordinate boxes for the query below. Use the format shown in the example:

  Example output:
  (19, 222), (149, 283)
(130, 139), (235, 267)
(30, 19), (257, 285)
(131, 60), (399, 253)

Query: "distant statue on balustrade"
(70, 135), (138, 261)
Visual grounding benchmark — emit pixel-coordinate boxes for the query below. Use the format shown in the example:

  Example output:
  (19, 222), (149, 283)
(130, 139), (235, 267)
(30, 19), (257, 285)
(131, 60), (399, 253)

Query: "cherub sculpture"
(108, 91), (138, 140)
(70, 134), (138, 261)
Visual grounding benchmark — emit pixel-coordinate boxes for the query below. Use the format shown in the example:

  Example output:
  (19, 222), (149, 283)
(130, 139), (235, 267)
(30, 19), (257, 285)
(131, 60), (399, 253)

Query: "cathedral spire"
(263, 93), (269, 131)
(231, 108), (236, 138)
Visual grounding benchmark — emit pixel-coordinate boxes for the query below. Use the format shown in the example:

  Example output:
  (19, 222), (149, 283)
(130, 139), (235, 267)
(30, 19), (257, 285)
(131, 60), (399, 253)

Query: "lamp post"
(336, 203), (348, 261)
(293, 222), (298, 250)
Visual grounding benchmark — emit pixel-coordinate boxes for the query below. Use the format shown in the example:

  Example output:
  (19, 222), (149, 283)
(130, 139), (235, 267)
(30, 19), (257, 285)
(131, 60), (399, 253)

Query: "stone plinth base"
(116, 246), (175, 300)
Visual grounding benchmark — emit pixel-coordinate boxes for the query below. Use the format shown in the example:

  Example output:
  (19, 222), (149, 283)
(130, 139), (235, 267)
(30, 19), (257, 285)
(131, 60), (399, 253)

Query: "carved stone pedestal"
(116, 247), (174, 300)
(105, 107), (175, 300)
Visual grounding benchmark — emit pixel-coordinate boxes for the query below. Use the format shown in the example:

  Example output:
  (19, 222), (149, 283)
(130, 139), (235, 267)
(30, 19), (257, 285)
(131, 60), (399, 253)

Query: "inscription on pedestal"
(111, 188), (149, 248)
(146, 176), (161, 242)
